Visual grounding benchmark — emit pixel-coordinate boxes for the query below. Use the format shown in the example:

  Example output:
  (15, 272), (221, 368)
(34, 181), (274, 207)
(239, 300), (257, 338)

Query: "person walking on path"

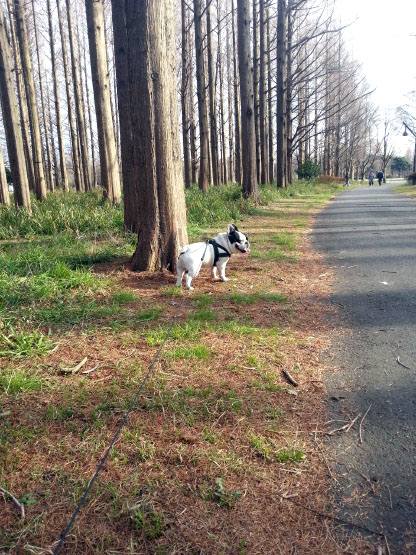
(377, 170), (384, 185)
(368, 170), (375, 186)
(343, 171), (350, 187)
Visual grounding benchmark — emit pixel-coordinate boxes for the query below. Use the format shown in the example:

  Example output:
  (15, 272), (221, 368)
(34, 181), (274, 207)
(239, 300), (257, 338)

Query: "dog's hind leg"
(176, 257), (185, 287)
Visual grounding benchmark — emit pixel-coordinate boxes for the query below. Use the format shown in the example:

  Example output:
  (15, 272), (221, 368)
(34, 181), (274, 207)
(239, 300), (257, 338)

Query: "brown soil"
(0, 206), (378, 554)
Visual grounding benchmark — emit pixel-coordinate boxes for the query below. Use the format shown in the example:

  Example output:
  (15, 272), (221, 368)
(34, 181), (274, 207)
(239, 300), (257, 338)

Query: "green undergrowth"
(0, 180), (342, 552)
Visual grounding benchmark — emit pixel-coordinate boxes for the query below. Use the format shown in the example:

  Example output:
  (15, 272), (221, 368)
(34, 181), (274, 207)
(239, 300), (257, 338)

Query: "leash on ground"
(53, 243), (209, 554)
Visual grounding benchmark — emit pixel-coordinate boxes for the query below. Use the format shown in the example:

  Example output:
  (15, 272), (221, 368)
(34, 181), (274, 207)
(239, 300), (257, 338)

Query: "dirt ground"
(1, 201), (382, 554)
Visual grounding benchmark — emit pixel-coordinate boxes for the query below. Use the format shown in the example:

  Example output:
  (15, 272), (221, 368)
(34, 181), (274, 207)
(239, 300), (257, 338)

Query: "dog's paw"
(221, 277), (229, 282)
(186, 286), (194, 291)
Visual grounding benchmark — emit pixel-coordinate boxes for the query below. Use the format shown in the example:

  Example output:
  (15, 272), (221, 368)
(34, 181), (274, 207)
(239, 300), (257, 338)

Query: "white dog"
(176, 224), (250, 290)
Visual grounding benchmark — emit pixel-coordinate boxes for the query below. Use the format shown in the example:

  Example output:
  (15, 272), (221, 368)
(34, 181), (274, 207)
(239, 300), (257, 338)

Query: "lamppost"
(402, 122), (416, 174)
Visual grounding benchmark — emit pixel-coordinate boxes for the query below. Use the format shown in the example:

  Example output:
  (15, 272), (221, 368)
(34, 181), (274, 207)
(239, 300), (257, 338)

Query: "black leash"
(53, 242), (209, 554)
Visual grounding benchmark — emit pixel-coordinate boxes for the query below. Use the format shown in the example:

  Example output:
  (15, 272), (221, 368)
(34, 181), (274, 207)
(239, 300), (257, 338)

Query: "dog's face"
(227, 224), (250, 254)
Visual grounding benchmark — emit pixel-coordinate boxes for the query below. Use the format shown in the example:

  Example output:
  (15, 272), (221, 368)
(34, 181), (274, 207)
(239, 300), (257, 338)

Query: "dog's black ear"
(227, 224), (236, 234)
(233, 224), (239, 231)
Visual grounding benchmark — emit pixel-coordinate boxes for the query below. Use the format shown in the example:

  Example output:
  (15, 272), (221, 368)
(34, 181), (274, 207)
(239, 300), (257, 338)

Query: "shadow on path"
(312, 182), (416, 550)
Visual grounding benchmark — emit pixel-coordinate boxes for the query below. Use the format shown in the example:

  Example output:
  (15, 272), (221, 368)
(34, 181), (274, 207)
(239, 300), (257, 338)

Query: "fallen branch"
(326, 414), (361, 436)
(282, 369), (298, 387)
(61, 357), (88, 375)
(82, 364), (99, 375)
(397, 356), (411, 370)
(0, 486), (25, 520)
(359, 405), (372, 444)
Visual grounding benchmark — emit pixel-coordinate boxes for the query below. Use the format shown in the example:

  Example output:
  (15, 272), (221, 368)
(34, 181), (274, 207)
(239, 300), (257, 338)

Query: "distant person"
(377, 170), (384, 186)
(368, 170), (375, 186)
(343, 171), (350, 187)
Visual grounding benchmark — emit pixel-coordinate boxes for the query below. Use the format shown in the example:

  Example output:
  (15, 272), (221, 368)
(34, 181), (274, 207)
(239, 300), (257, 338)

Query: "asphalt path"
(312, 181), (416, 551)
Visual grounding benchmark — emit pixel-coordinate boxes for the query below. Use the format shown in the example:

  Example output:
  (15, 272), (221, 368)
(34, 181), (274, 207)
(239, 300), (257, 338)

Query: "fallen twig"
(0, 486), (25, 520)
(61, 357), (88, 374)
(326, 414), (361, 436)
(82, 364), (99, 375)
(282, 369), (298, 387)
(359, 405), (372, 444)
(397, 356), (411, 370)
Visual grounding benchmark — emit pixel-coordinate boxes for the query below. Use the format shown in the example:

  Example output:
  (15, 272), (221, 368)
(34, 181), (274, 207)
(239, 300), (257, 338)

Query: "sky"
(335, 0), (416, 155)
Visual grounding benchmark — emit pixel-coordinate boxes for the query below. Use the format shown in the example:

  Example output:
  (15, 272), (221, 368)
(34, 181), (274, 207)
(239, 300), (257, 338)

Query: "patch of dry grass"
(1, 195), (380, 554)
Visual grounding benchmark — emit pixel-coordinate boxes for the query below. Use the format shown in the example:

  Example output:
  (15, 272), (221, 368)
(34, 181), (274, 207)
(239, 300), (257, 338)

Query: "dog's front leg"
(218, 260), (229, 282)
(211, 266), (219, 280)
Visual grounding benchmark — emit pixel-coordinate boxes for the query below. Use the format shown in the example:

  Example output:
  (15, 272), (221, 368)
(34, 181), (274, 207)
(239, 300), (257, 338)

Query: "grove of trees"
(0, 0), (398, 270)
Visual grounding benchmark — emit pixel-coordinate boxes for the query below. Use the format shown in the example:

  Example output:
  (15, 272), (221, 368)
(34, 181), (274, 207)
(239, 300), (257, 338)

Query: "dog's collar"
(208, 239), (231, 266)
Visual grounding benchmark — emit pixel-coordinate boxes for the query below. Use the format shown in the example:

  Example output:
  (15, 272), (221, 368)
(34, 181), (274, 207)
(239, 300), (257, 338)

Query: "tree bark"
(231, 0), (241, 184)
(86, 0), (121, 204)
(6, 0), (35, 192)
(57, 0), (82, 192)
(237, 0), (258, 199)
(252, 0), (261, 183)
(193, 0), (209, 191)
(206, 0), (219, 186)
(0, 145), (10, 206)
(14, 0), (47, 200)
(276, 0), (287, 188)
(32, 0), (54, 192)
(180, 0), (191, 188)
(122, 0), (187, 271)
(66, 0), (91, 191)
(259, 0), (268, 184)
(0, 3), (30, 211)
(47, 0), (68, 191)
(267, 6), (274, 182)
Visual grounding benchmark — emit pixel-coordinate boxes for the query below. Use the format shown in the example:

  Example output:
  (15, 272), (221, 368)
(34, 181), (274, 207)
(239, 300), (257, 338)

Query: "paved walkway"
(312, 181), (416, 551)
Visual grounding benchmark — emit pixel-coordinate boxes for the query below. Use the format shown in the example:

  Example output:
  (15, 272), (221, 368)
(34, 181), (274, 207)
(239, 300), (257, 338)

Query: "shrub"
(318, 174), (344, 184)
(295, 160), (321, 181)
(407, 172), (416, 185)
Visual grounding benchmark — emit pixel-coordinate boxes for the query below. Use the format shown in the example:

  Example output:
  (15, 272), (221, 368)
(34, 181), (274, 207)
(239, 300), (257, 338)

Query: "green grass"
(0, 368), (44, 395)
(249, 433), (304, 463)
(225, 292), (286, 304)
(163, 344), (211, 360)
(0, 326), (57, 358)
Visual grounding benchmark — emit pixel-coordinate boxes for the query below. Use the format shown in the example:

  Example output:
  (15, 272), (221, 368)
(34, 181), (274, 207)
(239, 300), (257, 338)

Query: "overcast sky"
(335, 0), (416, 155)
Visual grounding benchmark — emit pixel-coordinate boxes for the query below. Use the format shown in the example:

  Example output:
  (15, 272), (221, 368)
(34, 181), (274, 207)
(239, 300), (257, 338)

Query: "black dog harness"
(208, 239), (231, 267)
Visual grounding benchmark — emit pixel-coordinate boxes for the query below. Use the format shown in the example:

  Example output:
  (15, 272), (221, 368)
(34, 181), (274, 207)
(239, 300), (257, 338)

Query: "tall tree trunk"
(181, 0), (191, 188)
(14, 0), (47, 200)
(47, 0), (68, 191)
(217, 2), (227, 184)
(66, 0), (91, 191)
(276, 0), (287, 188)
(226, 15), (235, 182)
(6, 0), (35, 192)
(86, 0), (121, 204)
(57, 0), (82, 192)
(259, 0), (268, 184)
(193, 0), (209, 191)
(122, 0), (188, 271)
(0, 4), (30, 211)
(188, 54), (198, 185)
(83, 45), (97, 189)
(111, 0), (138, 232)
(206, 1), (219, 186)
(32, 0), (54, 192)
(47, 89), (59, 188)
(0, 145), (10, 206)
(252, 0), (261, 183)
(231, 0), (241, 184)
(267, 7), (274, 182)
(237, 0), (258, 199)
(285, 4), (293, 184)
